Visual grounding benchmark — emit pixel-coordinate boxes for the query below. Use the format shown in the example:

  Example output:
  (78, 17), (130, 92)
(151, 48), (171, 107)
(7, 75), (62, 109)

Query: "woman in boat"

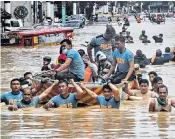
(149, 84), (175, 112)
(79, 82), (120, 109)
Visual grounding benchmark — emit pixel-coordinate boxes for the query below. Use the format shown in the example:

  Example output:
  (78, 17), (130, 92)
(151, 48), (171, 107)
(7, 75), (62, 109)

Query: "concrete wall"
(11, 1), (33, 27)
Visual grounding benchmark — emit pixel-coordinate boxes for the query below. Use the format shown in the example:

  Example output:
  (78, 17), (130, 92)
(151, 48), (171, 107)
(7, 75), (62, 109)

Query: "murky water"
(1, 19), (175, 138)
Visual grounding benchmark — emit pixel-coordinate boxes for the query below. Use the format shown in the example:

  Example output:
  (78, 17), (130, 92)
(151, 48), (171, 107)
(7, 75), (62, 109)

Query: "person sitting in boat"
(41, 56), (55, 71)
(142, 35), (151, 44)
(149, 84), (175, 112)
(152, 34), (163, 43)
(8, 81), (58, 111)
(55, 45), (67, 71)
(78, 49), (86, 57)
(125, 31), (134, 43)
(148, 71), (158, 88)
(151, 76), (163, 93)
(79, 82), (120, 109)
(55, 39), (85, 82)
(134, 49), (149, 68)
(151, 49), (165, 65)
(163, 47), (171, 63)
(96, 52), (111, 76)
(87, 24), (116, 63)
(43, 79), (84, 109)
(0, 78), (23, 105)
(124, 79), (158, 101)
(103, 36), (135, 84)
(139, 30), (147, 41)
(134, 64), (142, 83)
(82, 54), (98, 82)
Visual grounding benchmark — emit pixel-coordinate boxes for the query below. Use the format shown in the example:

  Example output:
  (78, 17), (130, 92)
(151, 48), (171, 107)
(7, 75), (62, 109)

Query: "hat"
(156, 49), (162, 56)
(134, 64), (140, 69)
(58, 54), (67, 61)
(99, 53), (107, 61)
(82, 54), (89, 61)
(103, 25), (116, 40)
(165, 47), (170, 53)
(136, 49), (142, 56)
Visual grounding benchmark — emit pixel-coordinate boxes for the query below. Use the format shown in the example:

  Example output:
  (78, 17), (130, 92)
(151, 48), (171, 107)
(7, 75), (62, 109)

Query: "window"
(10, 21), (20, 27)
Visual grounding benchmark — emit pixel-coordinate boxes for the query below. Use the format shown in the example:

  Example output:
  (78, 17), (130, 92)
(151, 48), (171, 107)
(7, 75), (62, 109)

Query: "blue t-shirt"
(49, 93), (78, 108)
(96, 96), (120, 108)
(113, 48), (134, 73)
(67, 49), (85, 79)
(14, 96), (40, 108)
(163, 53), (171, 62)
(90, 35), (115, 62)
(0, 91), (23, 105)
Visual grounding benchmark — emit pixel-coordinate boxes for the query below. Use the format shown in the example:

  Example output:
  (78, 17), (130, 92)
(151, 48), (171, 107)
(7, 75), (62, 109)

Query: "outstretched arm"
(108, 83), (120, 101)
(87, 44), (94, 63)
(39, 80), (59, 100)
(70, 79), (84, 100)
(79, 82), (98, 99)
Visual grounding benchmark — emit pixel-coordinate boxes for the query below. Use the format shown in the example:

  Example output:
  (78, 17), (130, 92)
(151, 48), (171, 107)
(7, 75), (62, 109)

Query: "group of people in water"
(1, 22), (175, 112)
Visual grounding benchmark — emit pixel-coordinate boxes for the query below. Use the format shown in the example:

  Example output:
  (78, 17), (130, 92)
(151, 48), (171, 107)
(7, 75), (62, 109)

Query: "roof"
(11, 27), (73, 37)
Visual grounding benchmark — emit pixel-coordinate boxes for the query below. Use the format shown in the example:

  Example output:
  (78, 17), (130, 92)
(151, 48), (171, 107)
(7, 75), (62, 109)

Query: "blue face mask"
(62, 49), (68, 55)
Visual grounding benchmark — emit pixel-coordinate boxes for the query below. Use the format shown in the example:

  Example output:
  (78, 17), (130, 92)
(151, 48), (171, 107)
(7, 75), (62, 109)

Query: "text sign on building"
(14, 6), (28, 19)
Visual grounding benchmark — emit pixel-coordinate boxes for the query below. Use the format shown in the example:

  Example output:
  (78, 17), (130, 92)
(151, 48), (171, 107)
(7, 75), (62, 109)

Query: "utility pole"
(33, 1), (35, 24)
(62, 1), (66, 25)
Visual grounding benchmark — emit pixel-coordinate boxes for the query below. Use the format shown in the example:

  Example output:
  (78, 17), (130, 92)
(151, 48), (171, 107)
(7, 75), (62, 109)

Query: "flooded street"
(1, 19), (175, 138)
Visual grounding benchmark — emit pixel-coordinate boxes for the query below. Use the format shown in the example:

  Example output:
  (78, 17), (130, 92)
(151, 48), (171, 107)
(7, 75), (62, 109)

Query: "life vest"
(84, 66), (93, 82)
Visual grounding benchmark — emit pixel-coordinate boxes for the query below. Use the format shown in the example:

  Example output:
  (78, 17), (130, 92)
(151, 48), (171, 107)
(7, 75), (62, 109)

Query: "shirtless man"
(124, 79), (158, 100)
(149, 84), (175, 112)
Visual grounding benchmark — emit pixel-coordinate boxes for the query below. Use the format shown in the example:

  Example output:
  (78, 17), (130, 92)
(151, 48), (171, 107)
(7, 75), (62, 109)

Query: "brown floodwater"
(1, 19), (175, 138)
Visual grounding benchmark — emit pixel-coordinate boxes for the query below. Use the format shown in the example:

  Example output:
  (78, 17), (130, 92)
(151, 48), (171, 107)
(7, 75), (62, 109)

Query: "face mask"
(62, 49), (68, 55)
(21, 84), (29, 90)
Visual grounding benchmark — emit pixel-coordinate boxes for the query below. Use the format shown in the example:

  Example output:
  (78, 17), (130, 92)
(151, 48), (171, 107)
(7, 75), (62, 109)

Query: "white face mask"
(62, 49), (68, 54)
(21, 84), (29, 90)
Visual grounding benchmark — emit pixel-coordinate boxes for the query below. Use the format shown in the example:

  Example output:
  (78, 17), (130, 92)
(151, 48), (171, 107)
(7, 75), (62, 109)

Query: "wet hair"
(10, 78), (20, 85)
(139, 79), (149, 85)
(148, 71), (158, 77)
(152, 76), (163, 85)
(60, 39), (72, 46)
(159, 34), (163, 37)
(142, 30), (145, 33)
(158, 84), (168, 93)
(165, 47), (170, 53)
(115, 36), (125, 43)
(78, 49), (85, 57)
(103, 84), (112, 91)
(58, 80), (69, 86)
(24, 72), (32, 78)
(59, 45), (65, 54)
(43, 56), (51, 62)
(22, 88), (32, 94)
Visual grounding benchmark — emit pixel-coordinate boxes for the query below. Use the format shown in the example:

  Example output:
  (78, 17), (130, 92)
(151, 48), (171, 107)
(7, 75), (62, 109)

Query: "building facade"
(150, 1), (170, 13)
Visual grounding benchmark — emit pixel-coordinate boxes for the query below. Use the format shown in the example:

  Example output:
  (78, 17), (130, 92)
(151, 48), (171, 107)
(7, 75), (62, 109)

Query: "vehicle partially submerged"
(1, 25), (74, 48)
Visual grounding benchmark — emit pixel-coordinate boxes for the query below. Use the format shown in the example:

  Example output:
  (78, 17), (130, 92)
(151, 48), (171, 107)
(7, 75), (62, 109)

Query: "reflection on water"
(1, 101), (175, 138)
(1, 20), (175, 138)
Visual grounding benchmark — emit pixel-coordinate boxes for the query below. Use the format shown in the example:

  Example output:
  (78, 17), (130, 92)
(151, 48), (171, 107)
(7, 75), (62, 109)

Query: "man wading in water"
(8, 80), (59, 111)
(79, 82), (120, 108)
(43, 79), (83, 109)
(149, 85), (175, 112)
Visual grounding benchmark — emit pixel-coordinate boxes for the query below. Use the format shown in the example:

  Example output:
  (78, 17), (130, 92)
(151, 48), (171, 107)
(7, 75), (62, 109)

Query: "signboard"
(34, 36), (38, 43)
(14, 6), (28, 19)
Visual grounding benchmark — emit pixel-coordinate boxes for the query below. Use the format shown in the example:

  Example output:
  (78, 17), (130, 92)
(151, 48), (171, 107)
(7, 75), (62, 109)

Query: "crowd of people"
(1, 21), (175, 112)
